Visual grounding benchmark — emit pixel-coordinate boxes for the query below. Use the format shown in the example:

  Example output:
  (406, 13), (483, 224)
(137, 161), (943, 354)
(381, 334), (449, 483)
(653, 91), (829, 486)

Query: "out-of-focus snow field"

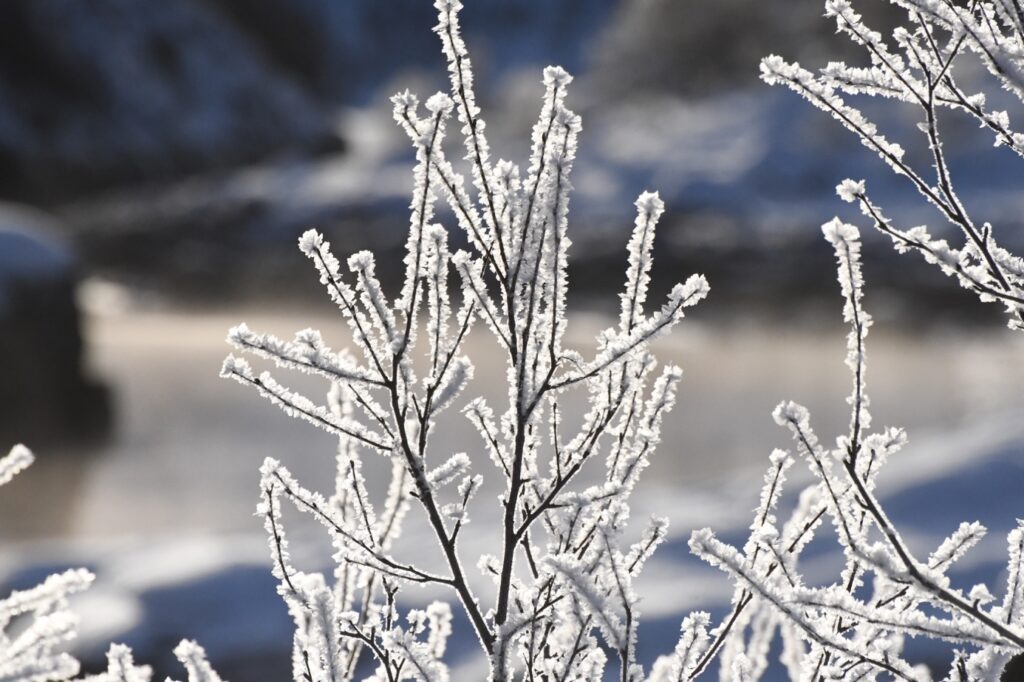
(1, 297), (1022, 677)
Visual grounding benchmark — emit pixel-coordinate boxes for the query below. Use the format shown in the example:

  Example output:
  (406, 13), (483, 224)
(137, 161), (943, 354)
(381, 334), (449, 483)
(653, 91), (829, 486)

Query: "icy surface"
(2, 306), (1022, 678)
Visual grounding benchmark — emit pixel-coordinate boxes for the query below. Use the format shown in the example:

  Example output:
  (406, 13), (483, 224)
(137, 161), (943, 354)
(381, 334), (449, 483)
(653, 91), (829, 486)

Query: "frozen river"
(2, 300), (1022, 677)
(5, 302), (1022, 540)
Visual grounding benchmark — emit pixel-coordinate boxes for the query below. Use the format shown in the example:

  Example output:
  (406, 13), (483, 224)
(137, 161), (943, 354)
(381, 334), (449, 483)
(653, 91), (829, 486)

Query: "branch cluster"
(221, 1), (708, 679)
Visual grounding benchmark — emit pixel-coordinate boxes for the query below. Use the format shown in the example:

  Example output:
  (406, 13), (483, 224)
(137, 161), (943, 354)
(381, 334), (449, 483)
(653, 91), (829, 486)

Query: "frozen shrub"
(686, 221), (1024, 680)
(222, 0), (710, 679)
(676, 3), (1024, 678)
(34, 0), (1014, 680)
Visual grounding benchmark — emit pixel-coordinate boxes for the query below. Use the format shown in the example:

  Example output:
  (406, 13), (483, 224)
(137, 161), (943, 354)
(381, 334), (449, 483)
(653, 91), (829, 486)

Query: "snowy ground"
(1, 297), (1022, 678)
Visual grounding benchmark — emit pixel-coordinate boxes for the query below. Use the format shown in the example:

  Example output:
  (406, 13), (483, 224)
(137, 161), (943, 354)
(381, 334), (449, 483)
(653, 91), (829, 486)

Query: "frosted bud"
(836, 178), (866, 202)
(219, 354), (251, 379)
(337, 611), (360, 629)
(635, 191), (664, 219)
(173, 640), (223, 682)
(824, 0), (853, 17)
(773, 400), (810, 429)
(688, 527), (715, 554)
(298, 229), (323, 256)
(259, 457), (281, 478)
(425, 92), (454, 115)
(348, 251), (374, 272)
(543, 65), (573, 88)
(0, 444), (35, 486)
(821, 216), (859, 244)
(759, 54), (794, 85)
(864, 427), (907, 453)
(440, 502), (465, 520)
(678, 273), (711, 302)
(228, 321), (252, 341)
(969, 583), (995, 605)
(391, 90), (418, 111)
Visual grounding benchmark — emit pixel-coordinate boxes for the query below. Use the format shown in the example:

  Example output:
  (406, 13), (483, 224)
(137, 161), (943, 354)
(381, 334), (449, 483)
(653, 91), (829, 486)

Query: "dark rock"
(0, 203), (111, 444)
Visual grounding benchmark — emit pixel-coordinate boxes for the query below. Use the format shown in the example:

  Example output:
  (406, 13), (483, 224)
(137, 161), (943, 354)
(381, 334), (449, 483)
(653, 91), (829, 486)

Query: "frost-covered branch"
(0, 446), (93, 682)
(763, 0), (1024, 329)
(1, 446), (226, 682)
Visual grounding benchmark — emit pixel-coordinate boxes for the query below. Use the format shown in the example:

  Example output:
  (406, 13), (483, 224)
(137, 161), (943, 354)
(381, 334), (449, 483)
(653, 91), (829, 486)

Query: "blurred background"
(1, 0), (1022, 678)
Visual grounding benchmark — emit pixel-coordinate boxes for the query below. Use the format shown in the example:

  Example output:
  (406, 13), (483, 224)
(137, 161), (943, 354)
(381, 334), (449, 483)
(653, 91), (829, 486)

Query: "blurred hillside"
(0, 0), (616, 203)
(592, 0), (903, 97)
(0, 0), (1018, 322)
(0, 0), (886, 202)
(0, 0), (335, 203)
